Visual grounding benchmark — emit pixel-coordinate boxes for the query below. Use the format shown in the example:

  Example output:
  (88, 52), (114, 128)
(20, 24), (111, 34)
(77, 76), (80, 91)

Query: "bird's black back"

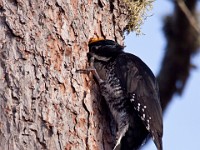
(113, 53), (163, 150)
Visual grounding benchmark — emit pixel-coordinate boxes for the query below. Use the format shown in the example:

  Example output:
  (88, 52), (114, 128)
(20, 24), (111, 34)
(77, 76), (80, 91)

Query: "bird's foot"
(76, 67), (103, 84)
(76, 56), (104, 83)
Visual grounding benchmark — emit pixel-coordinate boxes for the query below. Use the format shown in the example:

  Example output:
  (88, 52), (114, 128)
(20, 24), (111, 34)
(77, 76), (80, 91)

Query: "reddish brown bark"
(0, 0), (128, 149)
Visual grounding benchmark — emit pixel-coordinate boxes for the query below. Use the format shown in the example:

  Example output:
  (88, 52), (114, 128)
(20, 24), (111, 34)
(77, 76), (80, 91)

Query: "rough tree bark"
(0, 0), (129, 149)
(0, 0), (199, 150)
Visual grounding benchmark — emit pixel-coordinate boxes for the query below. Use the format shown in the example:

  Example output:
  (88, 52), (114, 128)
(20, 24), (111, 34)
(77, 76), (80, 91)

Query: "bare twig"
(176, 0), (200, 34)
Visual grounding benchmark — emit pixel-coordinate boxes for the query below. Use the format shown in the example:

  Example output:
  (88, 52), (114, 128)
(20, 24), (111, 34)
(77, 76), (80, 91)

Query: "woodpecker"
(81, 38), (163, 150)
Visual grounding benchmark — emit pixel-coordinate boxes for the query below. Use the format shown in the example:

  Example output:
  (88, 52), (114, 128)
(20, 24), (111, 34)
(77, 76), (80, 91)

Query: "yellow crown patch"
(89, 37), (105, 44)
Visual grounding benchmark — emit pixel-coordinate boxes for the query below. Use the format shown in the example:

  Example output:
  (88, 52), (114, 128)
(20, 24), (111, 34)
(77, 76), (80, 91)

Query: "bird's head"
(88, 37), (124, 62)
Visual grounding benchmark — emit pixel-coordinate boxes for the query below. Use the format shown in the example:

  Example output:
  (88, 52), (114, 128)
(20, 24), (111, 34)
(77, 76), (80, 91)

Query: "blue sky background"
(124, 1), (200, 150)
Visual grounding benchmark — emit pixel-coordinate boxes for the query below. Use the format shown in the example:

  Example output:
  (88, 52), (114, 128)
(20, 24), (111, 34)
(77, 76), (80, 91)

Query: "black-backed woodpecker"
(82, 38), (163, 150)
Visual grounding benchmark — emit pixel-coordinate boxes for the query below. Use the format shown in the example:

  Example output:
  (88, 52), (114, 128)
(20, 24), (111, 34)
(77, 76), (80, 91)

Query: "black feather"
(89, 40), (124, 58)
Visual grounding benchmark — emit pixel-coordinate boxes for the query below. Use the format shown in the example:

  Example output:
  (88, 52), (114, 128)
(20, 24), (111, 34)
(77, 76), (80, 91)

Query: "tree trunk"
(2, 0), (198, 149)
(0, 0), (129, 149)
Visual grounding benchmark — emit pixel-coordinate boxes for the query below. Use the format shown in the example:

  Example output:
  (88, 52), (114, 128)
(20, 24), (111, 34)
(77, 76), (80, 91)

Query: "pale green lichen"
(123, 0), (154, 34)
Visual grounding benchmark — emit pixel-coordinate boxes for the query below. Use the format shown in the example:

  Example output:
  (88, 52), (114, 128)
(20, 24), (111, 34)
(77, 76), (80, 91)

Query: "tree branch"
(176, 0), (200, 34)
(157, 0), (199, 110)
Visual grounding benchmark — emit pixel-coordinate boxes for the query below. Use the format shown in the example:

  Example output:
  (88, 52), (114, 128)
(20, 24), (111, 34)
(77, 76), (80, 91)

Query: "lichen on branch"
(123, 0), (154, 34)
